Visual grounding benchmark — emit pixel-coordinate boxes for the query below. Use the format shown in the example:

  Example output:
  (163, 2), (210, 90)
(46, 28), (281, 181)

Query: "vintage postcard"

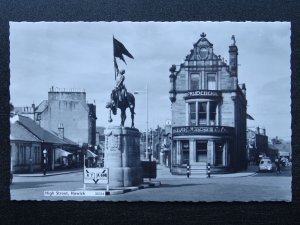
(9, 21), (291, 201)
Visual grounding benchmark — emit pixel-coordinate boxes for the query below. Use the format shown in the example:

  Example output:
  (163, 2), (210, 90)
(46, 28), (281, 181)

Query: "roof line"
(16, 120), (44, 142)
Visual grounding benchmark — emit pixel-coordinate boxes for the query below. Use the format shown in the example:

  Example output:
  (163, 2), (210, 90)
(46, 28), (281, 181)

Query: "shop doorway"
(215, 141), (224, 166)
(196, 141), (207, 163)
(181, 140), (190, 164)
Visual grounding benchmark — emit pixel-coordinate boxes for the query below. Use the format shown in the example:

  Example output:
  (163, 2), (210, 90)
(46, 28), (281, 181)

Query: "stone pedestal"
(104, 126), (142, 187)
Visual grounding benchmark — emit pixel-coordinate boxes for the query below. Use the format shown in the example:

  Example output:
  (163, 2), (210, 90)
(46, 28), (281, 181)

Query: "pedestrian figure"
(275, 158), (281, 174)
(43, 164), (47, 176)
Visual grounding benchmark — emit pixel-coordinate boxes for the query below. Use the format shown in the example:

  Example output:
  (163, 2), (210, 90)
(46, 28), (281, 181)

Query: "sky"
(9, 22), (291, 140)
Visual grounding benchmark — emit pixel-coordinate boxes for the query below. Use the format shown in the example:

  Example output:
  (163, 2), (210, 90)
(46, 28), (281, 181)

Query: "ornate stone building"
(169, 33), (247, 174)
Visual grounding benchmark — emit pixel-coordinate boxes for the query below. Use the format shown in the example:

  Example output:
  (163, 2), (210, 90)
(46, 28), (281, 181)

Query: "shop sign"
(172, 126), (234, 136)
(184, 90), (221, 99)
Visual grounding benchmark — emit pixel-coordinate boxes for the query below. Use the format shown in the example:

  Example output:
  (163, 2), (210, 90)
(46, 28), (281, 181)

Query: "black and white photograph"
(9, 21), (291, 201)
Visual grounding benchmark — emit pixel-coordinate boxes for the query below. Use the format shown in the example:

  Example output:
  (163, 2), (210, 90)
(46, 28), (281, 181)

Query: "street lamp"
(43, 149), (47, 175)
(134, 84), (149, 161)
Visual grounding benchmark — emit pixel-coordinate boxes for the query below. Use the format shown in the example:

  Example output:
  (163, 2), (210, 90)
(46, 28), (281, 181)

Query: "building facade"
(169, 33), (247, 174)
(10, 115), (79, 173)
(247, 127), (268, 164)
(34, 87), (97, 147)
(160, 122), (172, 167)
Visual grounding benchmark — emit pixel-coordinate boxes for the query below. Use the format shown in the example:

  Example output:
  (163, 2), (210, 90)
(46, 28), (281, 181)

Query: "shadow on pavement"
(161, 183), (207, 188)
(10, 180), (76, 190)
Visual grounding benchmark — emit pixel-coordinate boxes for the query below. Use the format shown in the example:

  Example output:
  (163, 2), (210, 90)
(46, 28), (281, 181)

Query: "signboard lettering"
(172, 126), (234, 136)
(184, 90), (221, 100)
(84, 168), (109, 184)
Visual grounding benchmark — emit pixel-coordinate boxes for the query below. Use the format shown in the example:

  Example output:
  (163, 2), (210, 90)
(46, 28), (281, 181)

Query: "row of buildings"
(11, 32), (290, 174)
(10, 88), (99, 173)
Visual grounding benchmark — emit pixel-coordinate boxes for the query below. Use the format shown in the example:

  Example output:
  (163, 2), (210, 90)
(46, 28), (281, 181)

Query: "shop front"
(171, 126), (234, 174)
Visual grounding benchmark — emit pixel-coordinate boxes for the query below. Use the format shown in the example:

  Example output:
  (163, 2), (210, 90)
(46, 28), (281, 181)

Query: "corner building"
(169, 33), (247, 174)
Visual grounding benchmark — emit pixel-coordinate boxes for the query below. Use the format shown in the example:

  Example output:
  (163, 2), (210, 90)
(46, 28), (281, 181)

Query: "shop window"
(189, 103), (196, 126)
(207, 74), (217, 90)
(34, 146), (40, 164)
(198, 102), (207, 125)
(17, 146), (20, 165)
(196, 141), (207, 162)
(182, 141), (189, 164)
(190, 74), (200, 90)
(215, 142), (223, 166)
(23, 146), (26, 164)
(209, 102), (217, 126)
(18, 145), (25, 165)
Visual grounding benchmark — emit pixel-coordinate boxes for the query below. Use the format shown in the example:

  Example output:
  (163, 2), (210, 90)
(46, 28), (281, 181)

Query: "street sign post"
(84, 168), (109, 184)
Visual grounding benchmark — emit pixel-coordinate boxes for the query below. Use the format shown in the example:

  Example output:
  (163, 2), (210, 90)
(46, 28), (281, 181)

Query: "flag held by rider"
(113, 37), (134, 65)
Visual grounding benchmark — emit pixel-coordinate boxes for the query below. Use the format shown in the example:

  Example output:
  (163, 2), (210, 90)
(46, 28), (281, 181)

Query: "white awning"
(55, 148), (72, 161)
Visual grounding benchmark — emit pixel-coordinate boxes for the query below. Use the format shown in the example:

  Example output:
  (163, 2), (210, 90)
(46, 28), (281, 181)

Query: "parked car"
(259, 158), (273, 172)
(280, 157), (289, 167)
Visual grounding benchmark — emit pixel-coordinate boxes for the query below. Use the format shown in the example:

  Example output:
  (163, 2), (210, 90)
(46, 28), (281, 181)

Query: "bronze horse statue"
(106, 88), (135, 128)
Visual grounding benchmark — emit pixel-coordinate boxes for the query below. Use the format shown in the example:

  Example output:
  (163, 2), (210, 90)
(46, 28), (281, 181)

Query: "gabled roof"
(51, 131), (78, 145)
(12, 115), (77, 146)
(194, 32), (214, 47)
(10, 122), (41, 142)
(35, 100), (48, 113)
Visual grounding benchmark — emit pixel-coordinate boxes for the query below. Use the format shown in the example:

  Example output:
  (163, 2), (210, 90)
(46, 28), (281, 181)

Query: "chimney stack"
(229, 35), (238, 77)
(58, 123), (64, 139)
(256, 126), (260, 135)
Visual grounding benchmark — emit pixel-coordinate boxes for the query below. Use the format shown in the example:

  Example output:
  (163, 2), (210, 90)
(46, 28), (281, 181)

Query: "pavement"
(78, 181), (161, 195)
(13, 164), (258, 195)
(14, 164), (258, 178)
(14, 168), (82, 177)
(155, 164), (258, 179)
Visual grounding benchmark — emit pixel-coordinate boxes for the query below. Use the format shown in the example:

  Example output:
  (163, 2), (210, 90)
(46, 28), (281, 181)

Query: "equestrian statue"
(106, 69), (135, 128)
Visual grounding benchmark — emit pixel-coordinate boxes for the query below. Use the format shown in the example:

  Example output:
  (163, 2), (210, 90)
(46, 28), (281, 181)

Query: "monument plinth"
(104, 126), (142, 187)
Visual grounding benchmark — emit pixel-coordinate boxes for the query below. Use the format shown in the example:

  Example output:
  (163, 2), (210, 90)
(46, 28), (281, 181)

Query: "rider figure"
(115, 69), (127, 102)
(115, 69), (133, 108)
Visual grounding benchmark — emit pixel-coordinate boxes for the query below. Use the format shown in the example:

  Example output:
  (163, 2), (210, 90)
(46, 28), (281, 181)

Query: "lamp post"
(42, 149), (47, 176)
(134, 84), (149, 161)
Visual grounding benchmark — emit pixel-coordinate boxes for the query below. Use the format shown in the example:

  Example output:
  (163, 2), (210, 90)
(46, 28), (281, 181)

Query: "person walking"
(275, 158), (281, 174)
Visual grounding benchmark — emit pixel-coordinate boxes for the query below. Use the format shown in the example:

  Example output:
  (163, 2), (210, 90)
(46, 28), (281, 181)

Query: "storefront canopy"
(55, 148), (72, 161)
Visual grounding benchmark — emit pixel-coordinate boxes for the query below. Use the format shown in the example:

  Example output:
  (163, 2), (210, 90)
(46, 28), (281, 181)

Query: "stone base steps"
(190, 164), (207, 175)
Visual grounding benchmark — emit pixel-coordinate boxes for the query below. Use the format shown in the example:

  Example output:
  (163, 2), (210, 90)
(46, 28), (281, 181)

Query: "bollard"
(207, 163), (211, 178)
(187, 164), (190, 178)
